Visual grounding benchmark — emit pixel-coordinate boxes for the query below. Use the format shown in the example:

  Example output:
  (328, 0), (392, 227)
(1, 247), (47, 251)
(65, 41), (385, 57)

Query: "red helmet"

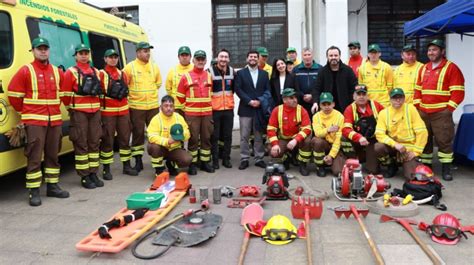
(412, 164), (434, 181)
(429, 213), (464, 245)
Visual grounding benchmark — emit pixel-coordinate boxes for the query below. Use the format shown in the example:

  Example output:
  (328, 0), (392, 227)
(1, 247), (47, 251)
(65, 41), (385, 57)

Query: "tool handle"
(350, 206), (384, 265)
(305, 210), (313, 265)
(238, 232), (250, 265)
(407, 227), (442, 265)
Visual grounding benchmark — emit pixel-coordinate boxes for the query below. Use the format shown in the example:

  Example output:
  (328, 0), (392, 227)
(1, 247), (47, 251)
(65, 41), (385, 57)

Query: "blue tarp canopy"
(404, 0), (474, 38)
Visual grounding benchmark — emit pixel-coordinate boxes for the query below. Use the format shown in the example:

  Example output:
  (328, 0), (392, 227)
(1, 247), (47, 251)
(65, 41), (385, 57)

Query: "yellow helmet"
(261, 215), (298, 245)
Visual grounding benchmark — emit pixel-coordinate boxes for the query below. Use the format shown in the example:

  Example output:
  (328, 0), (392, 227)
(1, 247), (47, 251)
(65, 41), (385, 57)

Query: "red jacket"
(99, 65), (129, 116)
(267, 104), (311, 146)
(342, 100), (384, 142)
(347, 54), (363, 77)
(61, 62), (101, 113)
(414, 58), (464, 113)
(176, 67), (213, 116)
(8, 59), (63, 126)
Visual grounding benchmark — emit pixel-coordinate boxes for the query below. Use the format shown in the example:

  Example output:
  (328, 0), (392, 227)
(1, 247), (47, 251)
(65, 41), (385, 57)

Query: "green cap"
(31, 37), (49, 49)
(74, 43), (90, 54)
(390, 88), (405, 98)
(281, 88), (296, 97)
(193, 50), (206, 59)
(104, 49), (119, 57)
(320, 92), (334, 104)
(136, 41), (154, 51)
(355, 84), (367, 93)
(170, 124), (185, 141)
(348, 41), (361, 48)
(286, 47), (297, 53)
(427, 39), (445, 49)
(178, 46), (191, 55)
(368, 43), (381, 53)
(402, 44), (416, 52)
(256, 47), (269, 56)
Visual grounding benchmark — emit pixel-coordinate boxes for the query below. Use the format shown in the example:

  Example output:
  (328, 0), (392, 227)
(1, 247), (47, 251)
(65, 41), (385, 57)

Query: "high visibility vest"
(277, 104), (302, 139)
(210, 66), (235, 111)
(351, 100), (379, 122)
(358, 60), (393, 107)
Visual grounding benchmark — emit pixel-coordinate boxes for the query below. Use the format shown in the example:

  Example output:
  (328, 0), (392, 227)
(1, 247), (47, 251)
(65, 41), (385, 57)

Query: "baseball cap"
(368, 43), (381, 53)
(136, 41), (154, 51)
(178, 46), (191, 55)
(256, 47), (269, 56)
(390, 88), (405, 98)
(286, 47), (297, 53)
(74, 43), (90, 55)
(427, 39), (445, 49)
(31, 37), (49, 49)
(193, 50), (206, 59)
(355, 84), (367, 93)
(104, 49), (119, 57)
(281, 88), (296, 97)
(320, 92), (334, 104)
(170, 124), (185, 141)
(402, 44), (416, 52)
(348, 41), (361, 48)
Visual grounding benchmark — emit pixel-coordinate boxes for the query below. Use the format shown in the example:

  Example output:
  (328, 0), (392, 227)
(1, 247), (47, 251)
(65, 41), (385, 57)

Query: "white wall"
(347, 0), (368, 61)
(287, 0), (305, 59)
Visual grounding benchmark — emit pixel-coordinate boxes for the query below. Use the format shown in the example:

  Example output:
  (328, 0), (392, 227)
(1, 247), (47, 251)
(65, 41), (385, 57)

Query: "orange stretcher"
(75, 172), (191, 253)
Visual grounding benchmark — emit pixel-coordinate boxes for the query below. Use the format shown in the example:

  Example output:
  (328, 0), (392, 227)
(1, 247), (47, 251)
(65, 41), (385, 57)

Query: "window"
(368, 0), (445, 65)
(0, 12), (13, 69)
(27, 18), (82, 71)
(89, 32), (121, 69)
(123, 40), (137, 64)
(212, 0), (288, 67)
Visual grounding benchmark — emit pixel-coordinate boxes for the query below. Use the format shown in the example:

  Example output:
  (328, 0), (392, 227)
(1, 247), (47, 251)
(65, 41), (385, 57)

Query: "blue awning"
(404, 0), (474, 38)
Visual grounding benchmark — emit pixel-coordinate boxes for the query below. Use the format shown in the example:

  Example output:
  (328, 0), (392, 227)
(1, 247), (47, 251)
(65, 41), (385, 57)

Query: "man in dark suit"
(235, 50), (272, 170)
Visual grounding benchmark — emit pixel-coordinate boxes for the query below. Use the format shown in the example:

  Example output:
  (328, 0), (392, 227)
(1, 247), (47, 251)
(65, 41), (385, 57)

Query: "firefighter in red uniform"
(414, 40), (465, 181)
(209, 48), (236, 170)
(99, 49), (138, 180)
(342, 84), (384, 173)
(176, 50), (214, 175)
(267, 88), (312, 176)
(7, 37), (69, 206)
(347, 41), (364, 77)
(61, 43), (103, 189)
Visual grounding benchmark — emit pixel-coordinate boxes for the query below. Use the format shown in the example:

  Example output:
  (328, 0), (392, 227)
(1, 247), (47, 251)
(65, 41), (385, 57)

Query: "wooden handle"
(238, 232), (250, 265)
(408, 228), (442, 265)
(305, 211), (313, 265)
(355, 216), (385, 265)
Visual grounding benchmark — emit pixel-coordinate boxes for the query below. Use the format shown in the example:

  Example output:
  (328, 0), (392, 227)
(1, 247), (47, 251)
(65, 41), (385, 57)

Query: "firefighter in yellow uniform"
(358, 44), (393, 107)
(393, 44), (423, 104)
(123, 41), (162, 173)
(165, 46), (193, 117)
(374, 88), (428, 179)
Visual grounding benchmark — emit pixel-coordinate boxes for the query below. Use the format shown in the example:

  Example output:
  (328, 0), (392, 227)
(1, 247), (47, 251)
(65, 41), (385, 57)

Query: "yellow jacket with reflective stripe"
(375, 104), (428, 156)
(165, 63), (193, 110)
(123, 59), (162, 110)
(312, 109), (344, 158)
(147, 112), (190, 150)
(393, 61), (423, 104)
(358, 60), (393, 107)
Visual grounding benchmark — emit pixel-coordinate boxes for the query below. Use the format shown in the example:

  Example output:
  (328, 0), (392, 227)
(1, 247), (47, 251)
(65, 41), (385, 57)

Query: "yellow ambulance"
(0, 0), (149, 176)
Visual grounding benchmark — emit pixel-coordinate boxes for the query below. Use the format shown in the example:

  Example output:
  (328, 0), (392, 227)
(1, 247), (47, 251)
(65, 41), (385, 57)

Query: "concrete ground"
(0, 131), (473, 265)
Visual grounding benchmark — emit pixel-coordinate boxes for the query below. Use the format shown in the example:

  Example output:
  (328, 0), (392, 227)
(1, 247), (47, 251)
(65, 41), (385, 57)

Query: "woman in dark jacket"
(270, 57), (296, 105)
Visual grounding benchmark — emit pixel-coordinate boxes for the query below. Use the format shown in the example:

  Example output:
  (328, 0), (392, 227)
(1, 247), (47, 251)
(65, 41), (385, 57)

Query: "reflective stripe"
(75, 154), (88, 160)
(437, 62), (450, 91)
(26, 171), (42, 179)
(185, 106), (212, 112)
(8, 91), (25, 97)
(184, 73), (194, 98)
(22, 114), (62, 121)
(186, 97), (212, 103)
(44, 177), (59, 184)
(75, 164), (89, 170)
(421, 90), (450, 96)
(23, 98), (60, 104)
(44, 168), (60, 174)
(277, 105), (301, 139)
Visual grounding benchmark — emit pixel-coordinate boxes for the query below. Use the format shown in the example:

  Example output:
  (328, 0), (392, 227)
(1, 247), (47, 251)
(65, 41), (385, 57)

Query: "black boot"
(46, 183), (70, 198)
(201, 162), (215, 173)
(123, 160), (138, 176)
(166, 160), (178, 176)
(155, 166), (165, 175)
(89, 173), (104, 187)
(442, 163), (453, 181)
(299, 163), (309, 176)
(384, 162), (398, 178)
(222, 159), (232, 168)
(188, 163), (198, 175)
(316, 167), (326, 177)
(134, 155), (143, 172)
(29, 188), (41, 206)
(102, 164), (113, 180)
(212, 159), (220, 170)
(81, 175), (96, 189)
(283, 158), (291, 170)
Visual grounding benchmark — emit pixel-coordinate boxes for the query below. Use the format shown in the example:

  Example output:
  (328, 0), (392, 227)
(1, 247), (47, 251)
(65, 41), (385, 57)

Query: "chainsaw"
(331, 159), (390, 201)
(262, 163), (289, 200)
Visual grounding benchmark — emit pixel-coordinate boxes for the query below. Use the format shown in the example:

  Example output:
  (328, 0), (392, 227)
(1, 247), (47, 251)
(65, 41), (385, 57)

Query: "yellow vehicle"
(0, 0), (149, 176)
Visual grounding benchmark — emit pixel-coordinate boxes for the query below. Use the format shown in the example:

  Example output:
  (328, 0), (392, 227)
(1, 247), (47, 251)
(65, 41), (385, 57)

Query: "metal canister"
(212, 187), (222, 204)
(199, 186), (208, 202)
(189, 188), (196, 203)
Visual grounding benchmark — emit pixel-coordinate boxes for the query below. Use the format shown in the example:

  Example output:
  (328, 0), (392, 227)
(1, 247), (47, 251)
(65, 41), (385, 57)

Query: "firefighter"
(342, 84), (385, 173)
(165, 46), (193, 117)
(257, 47), (272, 78)
(7, 37), (69, 206)
(393, 44), (424, 104)
(123, 42), (162, 173)
(347, 41), (363, 77)
(311, 92), (345, 177)
(267, 88), (312, 176)
(176, 50), (214, 175)
(209, 48), (236, 169)
(61, 43), (103, 189)
(286, 47), (301, 67)
(99, 49), (138, 180)
(414, 40), (465, 181)
(374, 88), (428, 179)
(147, 96), (192, 175)
(358, 43), (394, 107)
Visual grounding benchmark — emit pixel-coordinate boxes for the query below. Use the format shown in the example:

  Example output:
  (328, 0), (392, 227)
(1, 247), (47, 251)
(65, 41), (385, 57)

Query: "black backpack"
(74, 66), (101, 96)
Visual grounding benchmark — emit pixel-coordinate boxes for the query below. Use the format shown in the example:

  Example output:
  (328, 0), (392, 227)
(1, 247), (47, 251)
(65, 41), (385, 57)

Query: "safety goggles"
(412, 173), (432, 181)
(262, 229), (297, 242)
(428, 225), (467, 240)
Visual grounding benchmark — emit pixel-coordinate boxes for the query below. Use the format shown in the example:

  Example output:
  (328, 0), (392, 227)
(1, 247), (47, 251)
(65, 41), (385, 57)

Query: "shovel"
(380, 215), (442, 265)
(291, 196), (323, 265)
(238, 203), (264, 265)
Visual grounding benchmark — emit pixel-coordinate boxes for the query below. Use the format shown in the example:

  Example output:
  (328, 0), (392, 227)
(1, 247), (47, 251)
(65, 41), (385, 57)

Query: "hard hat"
(429, 213), (465, 245)
(261, 215), (297, 245)
(412, 164), (434, 181)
